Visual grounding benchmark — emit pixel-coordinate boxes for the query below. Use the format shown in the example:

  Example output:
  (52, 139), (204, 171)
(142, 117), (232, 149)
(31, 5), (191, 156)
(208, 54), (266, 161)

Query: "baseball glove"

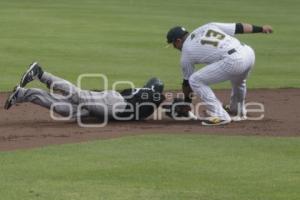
(163, 98), (195, 119)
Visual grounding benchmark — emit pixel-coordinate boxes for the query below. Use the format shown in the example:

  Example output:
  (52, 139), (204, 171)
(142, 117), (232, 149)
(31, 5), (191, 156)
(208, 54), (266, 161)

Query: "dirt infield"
(0, 89), (299, 151)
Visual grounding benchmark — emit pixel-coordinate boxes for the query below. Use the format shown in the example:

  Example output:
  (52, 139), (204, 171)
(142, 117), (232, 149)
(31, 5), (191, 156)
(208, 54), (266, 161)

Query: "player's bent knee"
(188, 74), (196, 87)
(189, 74), (205, 89)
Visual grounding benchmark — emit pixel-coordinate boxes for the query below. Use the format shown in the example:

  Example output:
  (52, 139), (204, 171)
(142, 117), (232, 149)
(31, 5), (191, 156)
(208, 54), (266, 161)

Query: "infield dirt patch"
(0, 89), (299, 151)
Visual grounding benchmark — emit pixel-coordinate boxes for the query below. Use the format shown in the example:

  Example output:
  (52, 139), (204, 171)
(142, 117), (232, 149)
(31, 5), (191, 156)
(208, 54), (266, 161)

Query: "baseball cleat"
(201, 117), (231, 126)
(20, 62), (44, 87)
(4, 85), (21, 110)
(224, 105), (247, 122)
(231, 115), (247, 122)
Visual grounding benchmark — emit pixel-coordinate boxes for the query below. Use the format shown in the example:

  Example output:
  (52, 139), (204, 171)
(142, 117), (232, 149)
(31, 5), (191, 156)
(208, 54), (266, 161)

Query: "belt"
(227, 48), (236, 55)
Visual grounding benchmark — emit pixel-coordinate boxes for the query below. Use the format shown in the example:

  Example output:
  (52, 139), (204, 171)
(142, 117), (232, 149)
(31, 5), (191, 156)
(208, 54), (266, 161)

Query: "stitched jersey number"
(200, 29), (225, 47)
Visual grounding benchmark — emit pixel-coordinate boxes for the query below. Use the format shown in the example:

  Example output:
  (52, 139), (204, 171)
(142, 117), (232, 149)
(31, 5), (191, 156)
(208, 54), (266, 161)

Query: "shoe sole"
(4, 86), (20, 110)
(20, 62), (38, 87)
(201, 120), (231, 126)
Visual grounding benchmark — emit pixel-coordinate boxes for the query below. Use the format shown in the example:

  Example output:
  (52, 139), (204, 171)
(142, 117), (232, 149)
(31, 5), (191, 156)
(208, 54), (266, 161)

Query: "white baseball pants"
(189, 45), (255, 120)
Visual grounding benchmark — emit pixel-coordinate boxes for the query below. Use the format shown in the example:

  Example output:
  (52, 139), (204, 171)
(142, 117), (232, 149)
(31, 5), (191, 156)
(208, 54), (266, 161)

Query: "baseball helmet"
(143, 77), (164, 93)
(166, 26), (189, 43)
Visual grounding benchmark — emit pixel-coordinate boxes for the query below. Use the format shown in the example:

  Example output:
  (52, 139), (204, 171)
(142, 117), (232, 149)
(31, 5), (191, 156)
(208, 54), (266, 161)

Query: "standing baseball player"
(166, 22), (273, 125)
(4, 62), (165, 121)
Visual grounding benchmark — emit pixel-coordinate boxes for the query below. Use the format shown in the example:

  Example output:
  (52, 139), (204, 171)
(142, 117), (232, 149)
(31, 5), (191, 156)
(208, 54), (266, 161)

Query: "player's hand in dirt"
(162, 98), (197, 120)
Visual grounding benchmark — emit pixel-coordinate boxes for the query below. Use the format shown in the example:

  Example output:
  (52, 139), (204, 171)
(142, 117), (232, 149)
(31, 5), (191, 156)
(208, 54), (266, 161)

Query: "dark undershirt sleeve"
(235, 23), (244, 34)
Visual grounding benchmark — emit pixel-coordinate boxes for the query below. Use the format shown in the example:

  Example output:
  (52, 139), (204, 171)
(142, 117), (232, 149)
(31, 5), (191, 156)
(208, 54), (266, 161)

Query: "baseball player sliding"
(4, 62), (165, 121)
(166, 22), (273, 125)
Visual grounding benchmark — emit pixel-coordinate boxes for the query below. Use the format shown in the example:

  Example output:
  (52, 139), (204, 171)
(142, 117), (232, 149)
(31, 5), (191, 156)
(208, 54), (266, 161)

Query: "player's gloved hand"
(162, 98), (197, 120)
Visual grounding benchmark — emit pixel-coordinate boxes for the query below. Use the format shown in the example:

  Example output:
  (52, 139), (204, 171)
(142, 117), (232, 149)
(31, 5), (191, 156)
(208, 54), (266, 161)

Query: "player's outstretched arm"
(235, 23), (273, 34)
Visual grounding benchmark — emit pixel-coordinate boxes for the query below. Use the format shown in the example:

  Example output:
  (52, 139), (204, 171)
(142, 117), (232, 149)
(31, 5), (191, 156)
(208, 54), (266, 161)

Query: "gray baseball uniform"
(181, 23), (255, 120)
(15, 72), (126, 118)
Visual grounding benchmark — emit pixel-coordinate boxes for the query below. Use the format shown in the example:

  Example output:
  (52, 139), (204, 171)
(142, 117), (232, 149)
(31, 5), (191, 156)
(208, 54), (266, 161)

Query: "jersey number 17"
(200, 29), (225, 47)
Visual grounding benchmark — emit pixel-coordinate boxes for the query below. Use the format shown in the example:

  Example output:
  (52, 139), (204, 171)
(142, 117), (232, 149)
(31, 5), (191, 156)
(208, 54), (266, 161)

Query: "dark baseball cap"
(166, 26), (189, 43)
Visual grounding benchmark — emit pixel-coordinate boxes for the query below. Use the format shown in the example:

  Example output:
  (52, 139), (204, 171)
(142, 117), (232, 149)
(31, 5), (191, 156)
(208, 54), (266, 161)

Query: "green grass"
(0, 0), (300, 91)
(1, 2), (299, 200)
(0, 134), (300, 200)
